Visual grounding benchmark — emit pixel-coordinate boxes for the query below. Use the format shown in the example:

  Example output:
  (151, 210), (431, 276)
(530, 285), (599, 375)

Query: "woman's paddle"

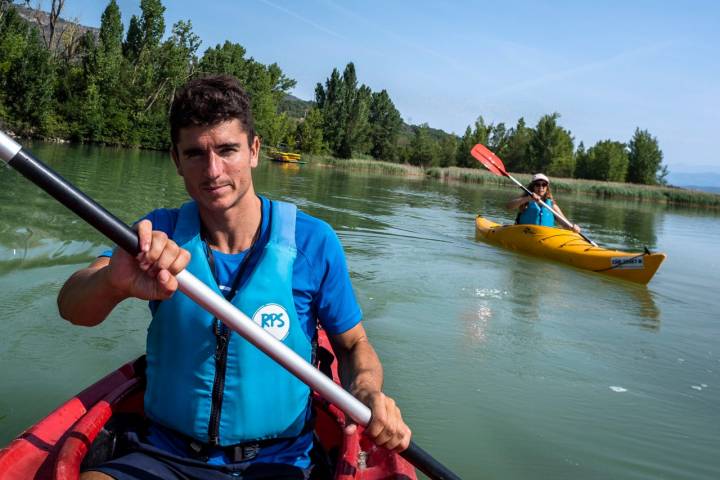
(0, 131), (461, 480)
(470, 143), (598, 247)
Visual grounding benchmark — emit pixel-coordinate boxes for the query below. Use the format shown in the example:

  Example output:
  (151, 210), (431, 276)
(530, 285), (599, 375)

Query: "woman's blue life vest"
(516, 197), (555, 227)
(144, 200), (312, 446)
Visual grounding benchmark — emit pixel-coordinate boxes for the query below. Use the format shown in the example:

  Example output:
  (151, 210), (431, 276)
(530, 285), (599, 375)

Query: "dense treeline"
(0, 0), (668, 184)
(0, 0), (295, 149)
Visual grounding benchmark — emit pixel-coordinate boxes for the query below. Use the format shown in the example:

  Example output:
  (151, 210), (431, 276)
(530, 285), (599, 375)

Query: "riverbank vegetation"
(316, 159), (719, 208)
(428, 167), (720, 207)
(0, 0), (712, 204)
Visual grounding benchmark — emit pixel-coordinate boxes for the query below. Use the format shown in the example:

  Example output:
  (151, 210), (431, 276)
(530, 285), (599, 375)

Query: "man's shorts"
(85, 431), (310, 480)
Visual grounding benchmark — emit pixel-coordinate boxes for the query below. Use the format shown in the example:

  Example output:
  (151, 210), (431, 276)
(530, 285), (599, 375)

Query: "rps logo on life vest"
(252, 303), (290, 341)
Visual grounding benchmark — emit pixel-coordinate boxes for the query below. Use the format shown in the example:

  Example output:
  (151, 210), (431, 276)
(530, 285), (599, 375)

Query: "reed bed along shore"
(283, 156), (718, 208)
(310, 155), (426, 177)
(426, 166), (720, 208)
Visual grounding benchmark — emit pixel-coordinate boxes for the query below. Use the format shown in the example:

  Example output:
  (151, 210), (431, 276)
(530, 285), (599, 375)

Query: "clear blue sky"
(57, 0), (719, 177)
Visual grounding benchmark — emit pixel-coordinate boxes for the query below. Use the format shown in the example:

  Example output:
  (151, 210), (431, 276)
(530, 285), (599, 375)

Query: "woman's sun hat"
(532, 173), (550, 184)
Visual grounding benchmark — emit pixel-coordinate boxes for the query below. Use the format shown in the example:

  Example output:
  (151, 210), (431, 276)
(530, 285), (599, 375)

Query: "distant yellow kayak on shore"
(475, 215), (666, 284)
(267, 147), (306, 164)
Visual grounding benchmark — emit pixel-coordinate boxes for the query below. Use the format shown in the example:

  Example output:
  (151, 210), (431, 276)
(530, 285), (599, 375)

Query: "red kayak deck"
(0, 330), (415, 480)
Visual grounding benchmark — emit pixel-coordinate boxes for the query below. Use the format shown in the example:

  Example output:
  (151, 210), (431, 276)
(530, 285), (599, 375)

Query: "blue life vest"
(144, 200), (312, 446)
(517, 198), (555, 227)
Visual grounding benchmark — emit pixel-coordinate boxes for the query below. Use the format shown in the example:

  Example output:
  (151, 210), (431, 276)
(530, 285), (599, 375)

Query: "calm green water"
(1, 142), (718, 479)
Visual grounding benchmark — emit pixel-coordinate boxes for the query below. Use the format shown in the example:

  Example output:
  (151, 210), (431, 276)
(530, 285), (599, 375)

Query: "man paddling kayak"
(57, 75), (411, 479)
(506, 173), (582, 233)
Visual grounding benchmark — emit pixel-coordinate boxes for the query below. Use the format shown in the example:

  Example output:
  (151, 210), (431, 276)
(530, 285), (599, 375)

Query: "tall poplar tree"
(316, 63), (372, 158)
(315, 67), (344, 155)
(627, 128), (666, 184)
(94, 0), (126, 142)
(368, 89), (401, 161)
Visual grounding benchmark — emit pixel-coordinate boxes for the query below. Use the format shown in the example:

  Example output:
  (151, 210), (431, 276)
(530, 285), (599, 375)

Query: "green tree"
(199, 42), (295, 146)
(123, 14), (142, 62)
(132, 19), (201, 148)
(582, 140), (628, 181)
(199, 41), (247, 78)
(502, 118), (533, 172)
(160, 20), (200, 86)
(135, 0), (165, 52)
(455, 126), (474, 168)
(120, 0), (167, 145)
(0, 5), (30, 122)
(456, 117), (490, 168)
(338, 64), (371, 158)
(123, 0), (165, 71)
(51, 28), (94, 140)
(487, 122), (510, 158)
(437, 134), (458, 167)
(315, 63), (372, 158)
(627, 128), (666, 184)
(267, 62), (296, 104)
(245, 61), (290, 146)
(91, 0), (128, 143)
(78, 81), (104, 140)
(1, 15), (55, 135)
(315, 67), (343, 154)
(528, 113), (574, 177)
(409, 123), (439, 166)
(573, 141), (589, 178)
(296, 107), (325, 153)
(99, 0), (123, 56)
(368, 89), (402, 161)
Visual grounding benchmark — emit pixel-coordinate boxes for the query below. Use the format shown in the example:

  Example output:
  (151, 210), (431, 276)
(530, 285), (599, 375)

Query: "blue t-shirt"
(103, 196), (362, 467)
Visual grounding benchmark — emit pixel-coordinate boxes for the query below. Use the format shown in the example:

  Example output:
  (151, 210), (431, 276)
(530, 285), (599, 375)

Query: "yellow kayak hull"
(475, 216), (666, 284)
(267, 147), (305, 163)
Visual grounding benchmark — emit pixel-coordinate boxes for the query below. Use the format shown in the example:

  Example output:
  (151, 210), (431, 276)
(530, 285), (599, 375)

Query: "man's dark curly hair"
(169, 74), (255, 147)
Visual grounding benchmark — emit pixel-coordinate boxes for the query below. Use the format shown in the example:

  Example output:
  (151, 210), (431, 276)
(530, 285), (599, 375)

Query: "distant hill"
(684, 185), (720, 194)
(279, 94), (314, 118)
(399, 122), (455, 143)
(667, 171), (720, 191)
(13, 4), (99, 52)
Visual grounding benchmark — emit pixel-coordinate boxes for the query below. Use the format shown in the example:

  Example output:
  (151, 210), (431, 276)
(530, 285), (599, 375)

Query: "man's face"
(172, 119), (260, 213)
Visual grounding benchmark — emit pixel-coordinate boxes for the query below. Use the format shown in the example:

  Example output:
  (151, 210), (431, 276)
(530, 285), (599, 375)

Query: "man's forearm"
(349, 339), (384, 396)
(329, 323), (411, 450)
(333, 333), (384, 396)
(57, 263), (127, 326)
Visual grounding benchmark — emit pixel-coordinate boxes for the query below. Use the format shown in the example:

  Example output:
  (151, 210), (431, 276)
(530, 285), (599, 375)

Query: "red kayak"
(0, 330), (416, 480)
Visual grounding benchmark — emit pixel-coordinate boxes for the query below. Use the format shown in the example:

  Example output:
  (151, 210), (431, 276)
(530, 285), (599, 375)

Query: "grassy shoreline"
(308, 157), (720, 208)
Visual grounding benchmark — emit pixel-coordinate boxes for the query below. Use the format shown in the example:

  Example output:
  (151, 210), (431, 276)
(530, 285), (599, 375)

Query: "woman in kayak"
(507, 173), (581, 233)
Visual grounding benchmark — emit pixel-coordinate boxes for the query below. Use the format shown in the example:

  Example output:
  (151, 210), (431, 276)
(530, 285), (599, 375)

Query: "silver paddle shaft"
(0, 129), (371, 425)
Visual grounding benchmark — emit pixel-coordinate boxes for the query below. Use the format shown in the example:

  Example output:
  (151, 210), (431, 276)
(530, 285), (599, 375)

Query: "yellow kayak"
(267, 147), (305, 164)
(475, 216), (666, 284)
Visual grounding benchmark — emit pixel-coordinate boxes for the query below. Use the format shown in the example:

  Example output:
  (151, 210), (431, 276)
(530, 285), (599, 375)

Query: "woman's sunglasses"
(533, 182), (548, 187)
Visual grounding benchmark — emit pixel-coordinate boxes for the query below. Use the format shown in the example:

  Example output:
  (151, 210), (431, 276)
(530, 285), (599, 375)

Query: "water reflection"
(619, 284), (661, 328)
(461, 287), (507, 344)
(589, 201), (662, 250)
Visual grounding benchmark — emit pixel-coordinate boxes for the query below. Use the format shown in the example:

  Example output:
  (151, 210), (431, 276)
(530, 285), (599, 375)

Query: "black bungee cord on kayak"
(593, 251), (649, 273)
